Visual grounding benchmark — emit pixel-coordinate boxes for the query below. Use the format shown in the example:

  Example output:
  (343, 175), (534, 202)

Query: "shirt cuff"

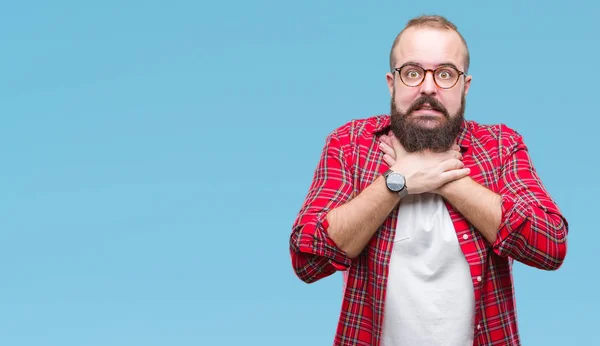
(297, 212), (352, 271)
(492, 193), (528, 250)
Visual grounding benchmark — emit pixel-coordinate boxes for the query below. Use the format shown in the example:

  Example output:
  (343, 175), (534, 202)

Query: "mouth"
(410, 101), (447, 117)
(413, 106), (443, 116)
(416, 103), (438, 111)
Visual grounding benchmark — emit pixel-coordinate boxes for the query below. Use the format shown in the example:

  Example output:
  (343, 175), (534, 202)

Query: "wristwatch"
(383, 169), (408, 198)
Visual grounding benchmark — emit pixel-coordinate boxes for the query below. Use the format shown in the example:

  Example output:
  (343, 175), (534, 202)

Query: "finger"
(385, 136), (394, 147)
(379, 135), (393, 148)
(452, 143), (461, 152)
(389, 133), (407, 156)
(378, 142), (396, 159)
(447, 150), (463, 161)
(438, 158), (465, 172)
(440, 148), (461, 161)
(439, 167), (471, 183)
(383, 154), (395, 166)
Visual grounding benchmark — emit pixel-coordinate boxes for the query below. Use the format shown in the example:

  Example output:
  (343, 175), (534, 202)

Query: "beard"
(390, 91), (466, 153)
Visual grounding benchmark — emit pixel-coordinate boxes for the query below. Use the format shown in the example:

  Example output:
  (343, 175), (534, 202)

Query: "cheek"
(440, 92), (463, 113)
(394, 90), (419, 111)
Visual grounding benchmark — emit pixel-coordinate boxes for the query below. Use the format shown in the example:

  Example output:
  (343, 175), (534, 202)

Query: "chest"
(345, 136), (502, 266)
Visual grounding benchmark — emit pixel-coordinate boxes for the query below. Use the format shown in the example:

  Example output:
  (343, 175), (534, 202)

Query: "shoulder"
(468, 120), (525, 144)
(466, 120), (527, 157)
(329, 114), (390, 142)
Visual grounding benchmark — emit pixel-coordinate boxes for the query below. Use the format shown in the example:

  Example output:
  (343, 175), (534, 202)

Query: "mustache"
(406, 96), (449, 118)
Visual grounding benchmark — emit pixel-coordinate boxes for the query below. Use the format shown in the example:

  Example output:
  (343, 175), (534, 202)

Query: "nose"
(419, 70), (437, 95)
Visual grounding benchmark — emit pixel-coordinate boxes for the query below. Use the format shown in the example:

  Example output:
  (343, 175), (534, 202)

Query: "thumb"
(389, 133), (407, 157)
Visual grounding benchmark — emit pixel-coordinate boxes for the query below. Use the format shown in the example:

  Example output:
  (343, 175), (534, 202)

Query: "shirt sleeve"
(289, 130), (354, 283)
(492, 125), (569, 270)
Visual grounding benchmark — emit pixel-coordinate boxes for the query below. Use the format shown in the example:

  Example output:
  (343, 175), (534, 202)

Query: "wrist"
(437, 176), (471, 198)
(383, 169), (409, 199)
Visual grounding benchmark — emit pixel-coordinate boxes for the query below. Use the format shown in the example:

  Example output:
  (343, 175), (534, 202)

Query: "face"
(385, 27), (472, 152)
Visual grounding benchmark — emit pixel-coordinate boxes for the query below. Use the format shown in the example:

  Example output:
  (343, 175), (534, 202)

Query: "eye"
(437, 69), (455, 79)
(406, 70), (421, 79)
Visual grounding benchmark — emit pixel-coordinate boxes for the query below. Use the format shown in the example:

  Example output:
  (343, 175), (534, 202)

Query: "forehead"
(395, 27), (466, 69)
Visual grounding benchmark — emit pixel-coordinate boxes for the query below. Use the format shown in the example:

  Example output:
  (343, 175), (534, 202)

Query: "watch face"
(386, 172), (405, 191)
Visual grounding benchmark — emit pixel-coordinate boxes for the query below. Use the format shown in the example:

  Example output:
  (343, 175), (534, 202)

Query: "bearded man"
(289, 14), (568, 346)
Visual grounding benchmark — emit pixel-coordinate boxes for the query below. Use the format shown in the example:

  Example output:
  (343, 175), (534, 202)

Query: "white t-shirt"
(381, 193), (475, 346)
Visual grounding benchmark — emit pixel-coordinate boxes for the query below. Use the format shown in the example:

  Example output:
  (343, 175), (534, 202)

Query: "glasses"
(394, 64), (465, 89)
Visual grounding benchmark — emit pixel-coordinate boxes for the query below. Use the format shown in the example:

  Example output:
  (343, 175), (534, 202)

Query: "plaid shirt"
(290, 115), (568, 346)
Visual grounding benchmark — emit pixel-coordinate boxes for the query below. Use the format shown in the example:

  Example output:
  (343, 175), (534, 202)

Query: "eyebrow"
(399, 61), (460, 71)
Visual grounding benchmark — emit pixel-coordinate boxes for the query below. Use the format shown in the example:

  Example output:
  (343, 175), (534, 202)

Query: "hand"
(378, 132), (470, 195)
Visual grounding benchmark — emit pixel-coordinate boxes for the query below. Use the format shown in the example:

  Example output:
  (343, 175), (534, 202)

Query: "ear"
(463, 74), (472, 96)
(386, 72), (395, 98)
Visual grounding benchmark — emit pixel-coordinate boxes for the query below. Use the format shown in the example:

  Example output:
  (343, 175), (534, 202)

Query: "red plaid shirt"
(290, 114), (568, 346)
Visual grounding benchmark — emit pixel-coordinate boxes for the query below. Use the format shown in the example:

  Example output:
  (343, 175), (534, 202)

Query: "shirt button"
(463, 234), (468, 240)
(477, 324), (481, 330)
(477, 276), (482, 282)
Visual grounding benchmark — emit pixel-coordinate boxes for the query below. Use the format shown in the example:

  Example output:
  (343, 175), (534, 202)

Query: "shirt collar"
(371, 115), (472, 151)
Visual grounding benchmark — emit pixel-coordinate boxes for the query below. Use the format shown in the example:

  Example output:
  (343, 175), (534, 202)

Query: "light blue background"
(1, 1), (597, 345)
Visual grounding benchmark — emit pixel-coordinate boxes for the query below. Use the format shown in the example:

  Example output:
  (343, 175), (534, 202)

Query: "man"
(289, 14), (568, 346)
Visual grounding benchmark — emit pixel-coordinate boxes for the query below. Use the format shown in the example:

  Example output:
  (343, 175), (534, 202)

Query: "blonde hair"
(389, 15), (470, 73)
